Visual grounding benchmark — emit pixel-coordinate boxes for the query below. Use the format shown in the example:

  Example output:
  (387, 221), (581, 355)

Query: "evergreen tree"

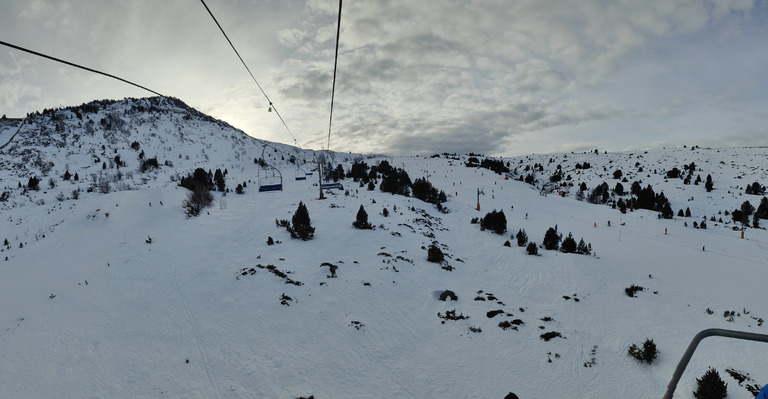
(214, 169), (226, 192)
(63, 170), (71, 181)
(756, 196), (768, 219)
(560, 233), (577, 253)
(516, 229), (528, 247)
(526, 241), (538, 255)
(335, 164), (345, 180)
(693, 368), (727, 399)
(27, 176), (40, 190)
(480, 210), (507, 234)
(705, 174), (713, 192)
(577, 239), (591, 255)
(352, 205), (372, 229)
(617, 198), (627, 213)
(660, 202), (674, 219)
(685, 207), (692, 217)
(543, 227), (560, 250)
(287, 201), (315, 240)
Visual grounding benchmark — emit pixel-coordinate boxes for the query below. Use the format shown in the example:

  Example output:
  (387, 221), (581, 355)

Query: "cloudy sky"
(1, 0), (767, 156)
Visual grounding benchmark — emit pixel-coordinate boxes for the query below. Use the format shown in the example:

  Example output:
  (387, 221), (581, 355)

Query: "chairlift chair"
(257, 144), (282, 192)
(258, 166), (282, 192)
(295, 167), (307, 181)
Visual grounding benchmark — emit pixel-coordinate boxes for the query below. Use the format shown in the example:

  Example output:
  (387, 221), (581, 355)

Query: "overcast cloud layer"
(1, 0), (767, 156)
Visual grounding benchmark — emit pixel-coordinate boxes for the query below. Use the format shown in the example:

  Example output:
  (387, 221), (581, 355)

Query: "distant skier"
(665, 228), (668, 235)
(525, 213), (528, 219)
(702, 246), (705, 251)
(607, 220), (611, 227)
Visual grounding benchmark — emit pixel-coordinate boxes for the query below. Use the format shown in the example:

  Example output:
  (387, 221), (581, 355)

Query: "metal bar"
(664, 328), (768, 398)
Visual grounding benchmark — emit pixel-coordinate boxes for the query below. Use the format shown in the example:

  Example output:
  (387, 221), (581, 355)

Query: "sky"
(1, 0), (768, 156)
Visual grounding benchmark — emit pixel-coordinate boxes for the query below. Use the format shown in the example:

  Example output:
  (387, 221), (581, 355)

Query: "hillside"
(1, 97), (767, 398)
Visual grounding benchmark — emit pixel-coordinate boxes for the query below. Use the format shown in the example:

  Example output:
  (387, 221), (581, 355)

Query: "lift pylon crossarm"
(663, 328), (768, 399)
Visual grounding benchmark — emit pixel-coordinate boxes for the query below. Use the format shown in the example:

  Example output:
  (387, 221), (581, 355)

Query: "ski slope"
(2, 148), (767, 398)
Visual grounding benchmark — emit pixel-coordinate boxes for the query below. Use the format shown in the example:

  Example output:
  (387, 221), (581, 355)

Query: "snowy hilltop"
(1, 97), (767, 398)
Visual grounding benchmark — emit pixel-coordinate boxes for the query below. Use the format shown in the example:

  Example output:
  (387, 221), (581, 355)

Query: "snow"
(1, 98), (767, 398)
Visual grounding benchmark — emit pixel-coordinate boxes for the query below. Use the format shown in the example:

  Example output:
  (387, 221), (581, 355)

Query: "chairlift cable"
(199, 0), (302, 149)
(0, 40), (164, 97)
(326, 0), (343, 152)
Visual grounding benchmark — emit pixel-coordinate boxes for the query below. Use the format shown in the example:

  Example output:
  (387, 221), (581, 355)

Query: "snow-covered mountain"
(1, 97), (767, 398)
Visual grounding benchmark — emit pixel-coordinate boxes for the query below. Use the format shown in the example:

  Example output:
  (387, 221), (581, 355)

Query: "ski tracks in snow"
(173, 263), (223, 399)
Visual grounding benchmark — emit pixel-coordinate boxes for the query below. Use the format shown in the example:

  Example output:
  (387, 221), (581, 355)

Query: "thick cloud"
(1, 0), (766, 155)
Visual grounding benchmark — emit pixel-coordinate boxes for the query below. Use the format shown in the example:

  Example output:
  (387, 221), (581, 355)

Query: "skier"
(758, 385), (768, 399)
(607, 220), (611, 227)
(665, 228), (668, 235)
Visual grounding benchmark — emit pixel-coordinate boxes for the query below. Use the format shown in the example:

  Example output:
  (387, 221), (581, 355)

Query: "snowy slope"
(1, 98), (767, 399)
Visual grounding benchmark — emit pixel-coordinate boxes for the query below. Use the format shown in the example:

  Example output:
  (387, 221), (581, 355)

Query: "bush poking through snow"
(427, 244), (445, 263)
(693, 368), (727, 399)
(439, 290), (458, 301)
(625, 284), (645, 297)
(438, 309), (467, 322)
(182, 181), (213, 217)
(628, 338), (658, 364)
(540, 331), (563, 341)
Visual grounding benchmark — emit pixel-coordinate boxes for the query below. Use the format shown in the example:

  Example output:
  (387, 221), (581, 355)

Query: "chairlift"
(295, 167), (307, 181)
(258, 167), (282, 192)
(321, 167), (343, 190)
(257, 145), (282, 192)
(321, 181), (343, 190)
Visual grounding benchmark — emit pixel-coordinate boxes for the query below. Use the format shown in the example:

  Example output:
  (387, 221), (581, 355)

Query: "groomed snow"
(1, 99), (767, 398)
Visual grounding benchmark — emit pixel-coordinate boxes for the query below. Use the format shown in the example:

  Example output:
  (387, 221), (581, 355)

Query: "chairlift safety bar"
(664, 328), (768, 398)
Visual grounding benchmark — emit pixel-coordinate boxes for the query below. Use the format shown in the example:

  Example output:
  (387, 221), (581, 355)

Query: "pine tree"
(214, 169), (226, 192)
(27, 176), (40, 190)
(560, 233), (577, 253)
(661, 202), (674, 219)
(516, 229), (528, 247)
(288, 201), (315, 240)
(705, 174), (713, 192)
(693, 368), (727, 399)
(352, 205), (372, 229)
(526, 241), (538, 255)
(543, 227), (560, 250)
(577, 238), (591, 255)
(480, 210), (507, 234)
(617, 198), (627, 213)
